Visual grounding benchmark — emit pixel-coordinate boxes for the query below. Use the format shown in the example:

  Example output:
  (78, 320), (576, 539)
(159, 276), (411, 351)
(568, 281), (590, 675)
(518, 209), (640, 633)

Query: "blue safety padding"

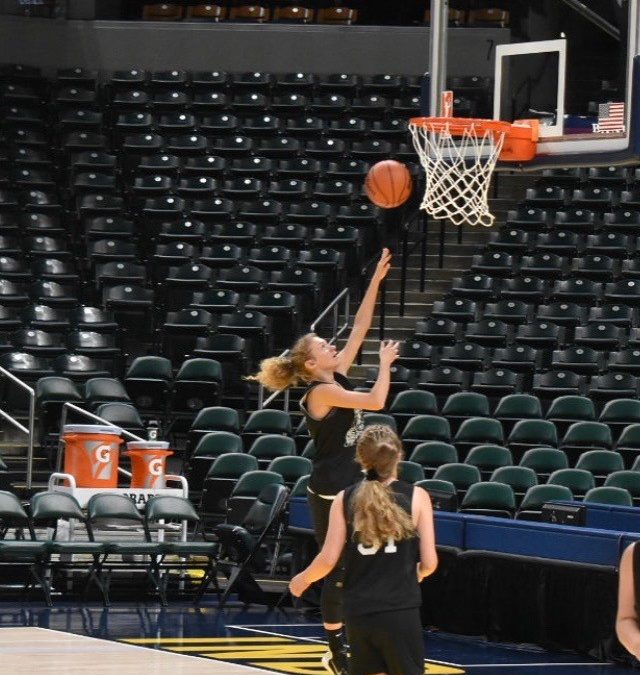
(434, 512), (465, 548)
(547, 499), (640, 533)
(463, 515), (621, 566)
(288, 496), (313, 531)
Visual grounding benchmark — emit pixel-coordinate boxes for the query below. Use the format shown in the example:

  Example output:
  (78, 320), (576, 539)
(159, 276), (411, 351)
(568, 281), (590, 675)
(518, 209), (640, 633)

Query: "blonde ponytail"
(246, 333), (316, 392)
(352, 425), (416, 549)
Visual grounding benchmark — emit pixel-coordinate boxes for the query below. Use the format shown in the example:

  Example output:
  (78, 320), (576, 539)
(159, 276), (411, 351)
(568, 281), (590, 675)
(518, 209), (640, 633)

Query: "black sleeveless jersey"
(342, 480), (421, 618)
(300, 372), (364, 496)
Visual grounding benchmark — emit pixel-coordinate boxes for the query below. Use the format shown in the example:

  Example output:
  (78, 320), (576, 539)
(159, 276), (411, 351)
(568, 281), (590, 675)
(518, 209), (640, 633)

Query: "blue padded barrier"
(461, 514), (622, 567)
(547, 499), (640, 533)
(433, 512), (465, 547)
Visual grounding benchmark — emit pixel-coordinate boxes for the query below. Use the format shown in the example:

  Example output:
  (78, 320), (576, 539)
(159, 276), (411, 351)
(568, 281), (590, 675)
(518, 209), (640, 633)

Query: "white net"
(409, 121), (506, 228)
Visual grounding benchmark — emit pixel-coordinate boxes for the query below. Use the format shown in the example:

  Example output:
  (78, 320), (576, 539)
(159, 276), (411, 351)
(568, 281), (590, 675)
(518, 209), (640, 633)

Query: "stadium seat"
(516, 484), (573, 521)
(464, 444), (513, 479)
(433, 463), (481, 498)
(460, 482), (515, 518)
(575, 450), (624, 485)
(248, 434), (296, 469)
(409, 441), (458, 478)
(124, 356), (172, 418)
(490, 466), (537, 504)
(453, 418), (504, 459)
(547, 468), (596, 498)
(398, 460), (425, 484)
(583, 486), (632, 507)
(507, 420), (559, 458)
(401, 414), (451, 452)
(604, 471), (640, 505)
(519, 447), (568, 481)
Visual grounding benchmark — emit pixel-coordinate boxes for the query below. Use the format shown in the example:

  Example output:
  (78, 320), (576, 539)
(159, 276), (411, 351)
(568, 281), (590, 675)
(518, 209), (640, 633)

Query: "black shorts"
(346, 607), (424, 675)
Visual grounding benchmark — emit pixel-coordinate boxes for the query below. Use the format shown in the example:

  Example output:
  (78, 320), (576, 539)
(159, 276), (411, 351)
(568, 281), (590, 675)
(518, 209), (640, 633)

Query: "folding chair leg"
(83, 554), (109, 606)
(193, 559), (221, 604)
(218, 566), (241, 609)
(147, 557), (167, 606)
(30, 562), (53, 607)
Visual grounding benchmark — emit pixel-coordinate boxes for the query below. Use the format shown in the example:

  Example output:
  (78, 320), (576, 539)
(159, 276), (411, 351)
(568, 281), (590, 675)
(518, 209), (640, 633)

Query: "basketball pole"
(429, 0), (448, 117)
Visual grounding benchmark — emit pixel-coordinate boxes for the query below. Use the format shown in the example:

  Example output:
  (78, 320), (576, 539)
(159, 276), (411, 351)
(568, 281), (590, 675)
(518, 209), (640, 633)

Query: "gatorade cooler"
(62, 425), (122, 488)
(125, 441), (174, 489)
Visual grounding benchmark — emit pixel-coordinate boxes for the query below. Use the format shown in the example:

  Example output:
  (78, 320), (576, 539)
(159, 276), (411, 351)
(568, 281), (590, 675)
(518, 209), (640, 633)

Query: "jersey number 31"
(358, 538), (397, 556)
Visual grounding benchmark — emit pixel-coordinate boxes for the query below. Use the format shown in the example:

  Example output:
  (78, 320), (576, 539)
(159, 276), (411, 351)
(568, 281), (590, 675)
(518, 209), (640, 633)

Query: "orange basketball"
(365, 160), (413, 209)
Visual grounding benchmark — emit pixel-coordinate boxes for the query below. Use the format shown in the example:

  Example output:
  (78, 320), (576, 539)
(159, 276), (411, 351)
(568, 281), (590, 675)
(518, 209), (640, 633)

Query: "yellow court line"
(194, 648), (327, 659)
(246, 664), (326, 675)
(123, 637), (291, 644)
(166, 645), (326, 654)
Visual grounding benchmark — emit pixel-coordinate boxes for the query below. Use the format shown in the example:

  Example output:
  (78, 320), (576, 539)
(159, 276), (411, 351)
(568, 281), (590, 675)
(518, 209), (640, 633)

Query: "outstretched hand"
(379, 339), (400, 367)
(372, 248), (392, 284)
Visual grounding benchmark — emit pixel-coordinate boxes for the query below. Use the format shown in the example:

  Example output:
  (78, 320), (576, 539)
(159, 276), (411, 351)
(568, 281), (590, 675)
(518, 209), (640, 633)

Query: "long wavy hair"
(246, 333), (316, 392)
(351, 425), (416, 548)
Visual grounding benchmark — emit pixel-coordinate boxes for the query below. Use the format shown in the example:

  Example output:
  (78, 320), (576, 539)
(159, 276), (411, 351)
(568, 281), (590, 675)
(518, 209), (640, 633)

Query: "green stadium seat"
(409, 441), (458, 478)
(516, 484), (574, 521)
(460, 482), (516, 518)
(583, 486), (633, 507)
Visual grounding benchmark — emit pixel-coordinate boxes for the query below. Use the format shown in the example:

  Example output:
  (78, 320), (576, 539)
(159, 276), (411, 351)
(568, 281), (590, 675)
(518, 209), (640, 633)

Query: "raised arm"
(414, 486), (438, 582)
(616, 543), (640, 658)
(336, 248), (391, 375)
(289, 492), (347, 597)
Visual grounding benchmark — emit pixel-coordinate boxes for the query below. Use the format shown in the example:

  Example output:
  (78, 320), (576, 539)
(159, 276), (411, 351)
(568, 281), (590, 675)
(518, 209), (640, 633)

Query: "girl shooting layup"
(249, 248), (397, 675)
(289, 425), (438, 675)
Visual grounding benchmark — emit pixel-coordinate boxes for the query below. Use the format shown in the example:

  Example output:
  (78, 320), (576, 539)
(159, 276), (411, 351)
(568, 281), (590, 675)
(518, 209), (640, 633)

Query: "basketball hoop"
(409, 105), (539, 227)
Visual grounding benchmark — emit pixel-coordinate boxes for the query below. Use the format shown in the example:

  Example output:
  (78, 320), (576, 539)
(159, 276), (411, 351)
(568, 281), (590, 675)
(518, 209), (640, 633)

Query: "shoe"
(321, 650), (349, 675)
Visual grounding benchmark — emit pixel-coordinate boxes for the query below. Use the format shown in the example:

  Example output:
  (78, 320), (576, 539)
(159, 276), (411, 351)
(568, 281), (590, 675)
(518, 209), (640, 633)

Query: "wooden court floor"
(0, 627), (272, 675)
(0, 607), (633, 674)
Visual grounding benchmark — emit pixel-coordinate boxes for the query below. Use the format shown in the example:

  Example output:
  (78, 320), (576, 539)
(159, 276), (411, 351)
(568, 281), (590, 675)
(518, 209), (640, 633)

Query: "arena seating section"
(1, 62), (640, 545)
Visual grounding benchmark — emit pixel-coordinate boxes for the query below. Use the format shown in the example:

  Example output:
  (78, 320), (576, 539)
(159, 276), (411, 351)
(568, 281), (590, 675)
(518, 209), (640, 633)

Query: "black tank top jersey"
(300, 372), (365, 496)
(342, 480), (421, 618)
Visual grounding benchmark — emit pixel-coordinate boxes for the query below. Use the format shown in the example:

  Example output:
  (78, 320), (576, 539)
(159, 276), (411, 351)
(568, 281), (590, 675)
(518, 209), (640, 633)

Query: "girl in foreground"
(249, 249), (396, 675)
(289, 425), (439, 675)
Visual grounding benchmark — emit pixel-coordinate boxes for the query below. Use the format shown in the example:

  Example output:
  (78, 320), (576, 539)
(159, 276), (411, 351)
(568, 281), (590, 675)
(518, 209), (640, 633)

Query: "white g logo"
(94, 445), (111, 463)
(148, 458), (164, 476)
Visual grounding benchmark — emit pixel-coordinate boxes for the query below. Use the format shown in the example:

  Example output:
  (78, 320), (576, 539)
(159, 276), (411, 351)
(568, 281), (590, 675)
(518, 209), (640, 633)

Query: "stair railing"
(0, 367), (35, 491)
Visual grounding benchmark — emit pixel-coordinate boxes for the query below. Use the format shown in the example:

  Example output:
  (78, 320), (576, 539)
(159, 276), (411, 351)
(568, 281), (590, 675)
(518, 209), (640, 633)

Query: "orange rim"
(409, 116), (513, 138)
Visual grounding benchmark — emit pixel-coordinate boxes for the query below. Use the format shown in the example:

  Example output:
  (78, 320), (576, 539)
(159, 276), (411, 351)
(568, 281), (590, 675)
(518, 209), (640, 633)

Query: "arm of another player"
(289, 493), (347, 597)
(413, 486), (438, 582)
(335, 248), (391, 375)
(616, 543), (640, 658)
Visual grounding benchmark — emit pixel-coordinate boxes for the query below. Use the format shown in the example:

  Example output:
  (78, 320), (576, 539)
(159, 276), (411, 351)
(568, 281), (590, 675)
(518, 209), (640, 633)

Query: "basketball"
(365, 160), (413, 209)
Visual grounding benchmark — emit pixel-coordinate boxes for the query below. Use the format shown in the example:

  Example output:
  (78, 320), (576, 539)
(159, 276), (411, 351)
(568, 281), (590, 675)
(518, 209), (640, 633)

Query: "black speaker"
(426, 489), (458, 512)
(540, 502), (586, 526)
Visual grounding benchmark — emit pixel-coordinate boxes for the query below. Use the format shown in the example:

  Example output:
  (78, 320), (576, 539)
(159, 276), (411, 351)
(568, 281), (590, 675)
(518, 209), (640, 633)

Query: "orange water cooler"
(62, 425), (123, 488)
(124, 441), (174, 489)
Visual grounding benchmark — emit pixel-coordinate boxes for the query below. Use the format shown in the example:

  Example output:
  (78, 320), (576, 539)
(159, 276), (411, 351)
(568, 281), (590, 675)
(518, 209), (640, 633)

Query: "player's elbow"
(364, 398), (385, 411)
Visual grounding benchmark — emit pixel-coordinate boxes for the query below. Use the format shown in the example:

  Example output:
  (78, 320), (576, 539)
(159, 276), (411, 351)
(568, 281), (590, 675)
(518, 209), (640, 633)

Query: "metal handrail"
(0, 366), (35, 491)
(55, 401), (146, 476)
(310, 287), (351, 342)
(258, 287), (352, 411)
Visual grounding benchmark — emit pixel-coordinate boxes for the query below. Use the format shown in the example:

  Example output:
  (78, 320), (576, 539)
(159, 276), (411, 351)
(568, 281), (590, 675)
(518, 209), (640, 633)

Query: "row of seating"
(422, 478), (635, 519)
(142, 4), (359, 25)
(139, 4), (509, 28)
(35, 355), (223, 431)
(0, 486), (287, 606)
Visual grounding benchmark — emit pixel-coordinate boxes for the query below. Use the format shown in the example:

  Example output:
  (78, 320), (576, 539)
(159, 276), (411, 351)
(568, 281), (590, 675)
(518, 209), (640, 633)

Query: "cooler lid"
(126, 441), (170, 450)
(63, 424), (123, 436)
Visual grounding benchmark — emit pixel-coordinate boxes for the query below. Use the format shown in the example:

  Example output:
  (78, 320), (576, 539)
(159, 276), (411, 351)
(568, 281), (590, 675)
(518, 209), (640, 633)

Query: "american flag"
(597, 101), (626, 132)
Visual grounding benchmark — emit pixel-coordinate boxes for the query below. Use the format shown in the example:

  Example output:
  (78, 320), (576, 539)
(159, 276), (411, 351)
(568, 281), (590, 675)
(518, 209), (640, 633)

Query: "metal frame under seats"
(85, 493), (166, 605)
(144, 496), (220, 603)
(29, 491), (107, 604)
(0, 491), (50, 605)
(213, 483), (289, 607)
